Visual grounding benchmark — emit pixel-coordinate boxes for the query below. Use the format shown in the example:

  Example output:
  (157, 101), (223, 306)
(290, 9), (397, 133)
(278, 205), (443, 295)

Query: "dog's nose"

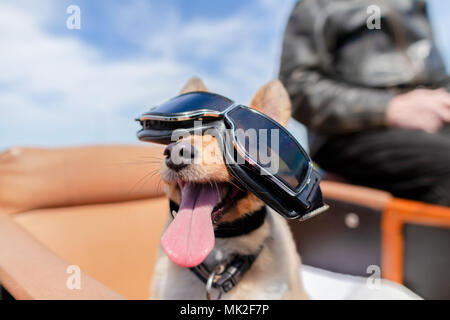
(164, 142), (197, 171)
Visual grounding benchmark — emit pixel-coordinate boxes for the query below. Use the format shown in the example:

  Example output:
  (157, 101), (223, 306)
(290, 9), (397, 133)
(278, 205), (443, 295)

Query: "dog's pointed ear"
(250, 80), (291, 127)
(180, 77), (209, 94)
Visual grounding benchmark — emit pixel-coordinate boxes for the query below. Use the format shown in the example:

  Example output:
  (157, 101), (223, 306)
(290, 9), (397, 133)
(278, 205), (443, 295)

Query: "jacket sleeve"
(279, 1), (394, 134)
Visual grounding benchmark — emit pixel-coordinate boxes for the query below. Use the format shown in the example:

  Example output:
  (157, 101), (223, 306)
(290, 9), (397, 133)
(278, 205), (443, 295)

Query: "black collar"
(190, 248), (263, 299)
(169, 200), (267, 238)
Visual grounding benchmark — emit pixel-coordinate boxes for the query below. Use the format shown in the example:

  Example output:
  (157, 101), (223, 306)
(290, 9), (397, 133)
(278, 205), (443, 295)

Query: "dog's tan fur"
(151, 77), (308, 299)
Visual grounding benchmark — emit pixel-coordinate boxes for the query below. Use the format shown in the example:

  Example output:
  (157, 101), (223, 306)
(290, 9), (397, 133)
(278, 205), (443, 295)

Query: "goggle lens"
(227, 107), (309, 191)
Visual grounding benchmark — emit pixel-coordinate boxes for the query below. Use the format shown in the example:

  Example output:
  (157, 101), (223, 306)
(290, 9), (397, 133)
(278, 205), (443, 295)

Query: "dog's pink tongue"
(161, 184), (219, 268)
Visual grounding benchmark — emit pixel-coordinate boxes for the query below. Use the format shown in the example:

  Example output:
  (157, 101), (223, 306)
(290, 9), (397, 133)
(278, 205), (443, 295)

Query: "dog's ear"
(180, 77), (209, 94)
(250, 80), (291, 127)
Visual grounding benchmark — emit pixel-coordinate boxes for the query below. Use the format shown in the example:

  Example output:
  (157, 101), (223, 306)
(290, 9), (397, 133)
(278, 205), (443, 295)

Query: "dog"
(150, 77), (308, 300)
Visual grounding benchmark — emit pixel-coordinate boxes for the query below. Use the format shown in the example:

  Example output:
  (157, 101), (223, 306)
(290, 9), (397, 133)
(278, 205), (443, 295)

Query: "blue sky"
(0, 0), (449, 150)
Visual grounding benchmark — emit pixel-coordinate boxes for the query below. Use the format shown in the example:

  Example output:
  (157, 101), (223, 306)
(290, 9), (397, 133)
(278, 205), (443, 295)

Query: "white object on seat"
(301, 265), (422, 300)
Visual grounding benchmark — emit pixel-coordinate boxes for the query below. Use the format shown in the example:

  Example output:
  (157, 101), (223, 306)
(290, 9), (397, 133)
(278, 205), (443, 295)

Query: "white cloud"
(0, 0), (296, 149)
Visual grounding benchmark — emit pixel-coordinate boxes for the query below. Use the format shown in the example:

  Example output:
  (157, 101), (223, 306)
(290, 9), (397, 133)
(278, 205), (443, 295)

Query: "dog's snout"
(164, 142), (197, 171)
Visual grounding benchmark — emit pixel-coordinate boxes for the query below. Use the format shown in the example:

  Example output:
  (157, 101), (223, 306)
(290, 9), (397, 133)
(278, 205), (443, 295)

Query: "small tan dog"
(151, 78), (308, 300)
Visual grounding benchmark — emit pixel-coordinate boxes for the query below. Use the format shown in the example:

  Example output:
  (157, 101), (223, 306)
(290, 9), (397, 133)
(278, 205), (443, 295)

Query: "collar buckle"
(192, 248), (263, 300)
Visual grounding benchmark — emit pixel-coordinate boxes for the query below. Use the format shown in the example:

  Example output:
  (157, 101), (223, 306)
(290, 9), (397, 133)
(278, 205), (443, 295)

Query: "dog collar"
(190, 247), (263, 300)
(169, 200), (267, 238)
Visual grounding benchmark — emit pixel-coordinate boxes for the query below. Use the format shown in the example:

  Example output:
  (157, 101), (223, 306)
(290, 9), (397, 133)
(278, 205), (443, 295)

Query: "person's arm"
(279, 1), (394, 134)
(0, 145), (165, 214)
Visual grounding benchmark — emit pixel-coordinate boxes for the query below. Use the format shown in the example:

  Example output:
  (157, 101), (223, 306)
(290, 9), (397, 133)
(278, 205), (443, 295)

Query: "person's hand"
(386, 88), (450, 133)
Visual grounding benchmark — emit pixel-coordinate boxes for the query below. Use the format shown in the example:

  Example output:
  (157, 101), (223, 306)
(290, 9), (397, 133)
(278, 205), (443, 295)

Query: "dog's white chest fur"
(151, 208), (307, 300)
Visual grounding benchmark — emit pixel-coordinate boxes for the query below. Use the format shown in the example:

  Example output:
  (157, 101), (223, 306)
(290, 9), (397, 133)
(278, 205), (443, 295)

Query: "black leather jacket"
(279, 0), (450, 153)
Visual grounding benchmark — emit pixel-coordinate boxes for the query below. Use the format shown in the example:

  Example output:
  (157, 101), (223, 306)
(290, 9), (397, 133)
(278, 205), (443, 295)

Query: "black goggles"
(136, 91), (328, 220)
